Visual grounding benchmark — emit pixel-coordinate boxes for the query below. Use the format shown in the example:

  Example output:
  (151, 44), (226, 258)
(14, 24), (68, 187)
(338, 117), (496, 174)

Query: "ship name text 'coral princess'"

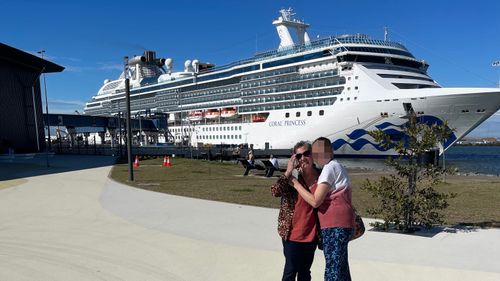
(84, 8), (500, 156)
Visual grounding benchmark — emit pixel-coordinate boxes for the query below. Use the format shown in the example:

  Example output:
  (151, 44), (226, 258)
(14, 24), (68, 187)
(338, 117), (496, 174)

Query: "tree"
(362, 113), (456, 232)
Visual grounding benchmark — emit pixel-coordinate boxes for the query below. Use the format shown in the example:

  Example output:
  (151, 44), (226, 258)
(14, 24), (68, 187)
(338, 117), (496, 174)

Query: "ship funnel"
(156, 58), (166, 66)
(128, 55), (146, 65)
(144, 50), (156, 62)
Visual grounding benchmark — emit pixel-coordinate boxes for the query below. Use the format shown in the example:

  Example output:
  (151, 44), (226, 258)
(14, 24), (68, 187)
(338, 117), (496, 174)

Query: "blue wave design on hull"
(333, 115), (457, 152)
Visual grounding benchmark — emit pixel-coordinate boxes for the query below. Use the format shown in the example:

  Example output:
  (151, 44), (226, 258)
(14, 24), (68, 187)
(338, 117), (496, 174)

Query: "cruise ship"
(84, 8), (500, 156)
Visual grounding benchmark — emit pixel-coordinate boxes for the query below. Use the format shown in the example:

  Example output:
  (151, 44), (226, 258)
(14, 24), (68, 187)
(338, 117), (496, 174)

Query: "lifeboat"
(186, 111), (203, 121)
(252, 114), (266, 122)
(205, 109), (220, 119)
(221, 108), (237, 118)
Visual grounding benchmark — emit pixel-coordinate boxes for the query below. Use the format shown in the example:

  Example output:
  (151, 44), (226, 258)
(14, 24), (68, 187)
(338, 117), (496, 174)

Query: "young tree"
(362, 113), (456, 232)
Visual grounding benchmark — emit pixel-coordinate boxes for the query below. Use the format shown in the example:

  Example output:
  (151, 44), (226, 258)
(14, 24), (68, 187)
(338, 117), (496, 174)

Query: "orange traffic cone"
(162, 155), (168, 166)
(133, 155), (140, 167)
(166, 155), (172, 167)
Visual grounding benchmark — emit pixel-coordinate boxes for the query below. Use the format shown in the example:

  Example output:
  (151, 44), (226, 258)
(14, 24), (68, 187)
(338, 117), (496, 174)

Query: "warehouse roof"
(0, 42), (64, 73)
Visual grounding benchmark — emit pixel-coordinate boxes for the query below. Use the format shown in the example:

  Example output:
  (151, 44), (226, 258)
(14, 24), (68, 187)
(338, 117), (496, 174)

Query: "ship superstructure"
(84, 8), (500, 156)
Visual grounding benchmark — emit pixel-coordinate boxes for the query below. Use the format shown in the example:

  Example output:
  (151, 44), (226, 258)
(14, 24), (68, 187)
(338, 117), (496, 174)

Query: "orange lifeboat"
(252, 114), (266, 122)
(205, 109), (220, 119)
(221, 108), (237, 118)
(186, 111), (203, 121)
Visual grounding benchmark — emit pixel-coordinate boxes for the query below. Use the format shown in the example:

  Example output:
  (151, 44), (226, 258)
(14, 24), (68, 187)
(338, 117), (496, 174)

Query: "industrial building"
(0, 42), (64, 153)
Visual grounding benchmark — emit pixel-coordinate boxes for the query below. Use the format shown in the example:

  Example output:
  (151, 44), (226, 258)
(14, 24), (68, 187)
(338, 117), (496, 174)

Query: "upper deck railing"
(201, 34), (409, 74)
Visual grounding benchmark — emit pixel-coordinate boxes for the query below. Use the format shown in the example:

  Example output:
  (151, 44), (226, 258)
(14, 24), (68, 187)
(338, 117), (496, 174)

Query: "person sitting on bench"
(243, 144), (255, 176)
(265, 154), (280, 177)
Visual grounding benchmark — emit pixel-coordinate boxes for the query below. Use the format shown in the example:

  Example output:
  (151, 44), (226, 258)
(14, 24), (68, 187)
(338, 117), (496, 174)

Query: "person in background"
(232, 145), (241, 164)
(271, 141), (320, 281)
(243, 144), (255, 176)
(291, 137), (355, 281)
(266, 154), (280, 177)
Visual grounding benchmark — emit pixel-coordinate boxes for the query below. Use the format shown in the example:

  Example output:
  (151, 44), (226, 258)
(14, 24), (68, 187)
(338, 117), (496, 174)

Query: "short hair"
(293, 141), (311, 154)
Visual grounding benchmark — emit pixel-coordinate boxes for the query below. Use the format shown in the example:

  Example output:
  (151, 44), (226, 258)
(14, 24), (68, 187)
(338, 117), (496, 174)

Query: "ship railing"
(206, 35), (408, 73)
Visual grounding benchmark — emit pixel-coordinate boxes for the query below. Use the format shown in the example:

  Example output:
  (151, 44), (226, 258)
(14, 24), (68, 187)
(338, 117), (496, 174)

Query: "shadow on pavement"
(0, 154), (117, 181)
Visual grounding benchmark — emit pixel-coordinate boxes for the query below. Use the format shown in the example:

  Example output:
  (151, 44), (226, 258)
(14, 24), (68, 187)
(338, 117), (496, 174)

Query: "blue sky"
(2, 0), (500, 137)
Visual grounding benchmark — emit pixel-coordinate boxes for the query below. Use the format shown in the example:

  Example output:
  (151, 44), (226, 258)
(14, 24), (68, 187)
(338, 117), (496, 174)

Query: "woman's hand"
(290, 177), (300, 189)
(285, 154), (297, 178)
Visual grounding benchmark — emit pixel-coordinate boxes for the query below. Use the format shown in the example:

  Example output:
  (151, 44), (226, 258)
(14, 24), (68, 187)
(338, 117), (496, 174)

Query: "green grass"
(110, 157), (500, 226)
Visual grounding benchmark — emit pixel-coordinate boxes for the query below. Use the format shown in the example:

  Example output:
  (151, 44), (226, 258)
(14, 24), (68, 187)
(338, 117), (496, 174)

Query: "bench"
(239, 159), (265, 170)
(261, 160), (286, 172)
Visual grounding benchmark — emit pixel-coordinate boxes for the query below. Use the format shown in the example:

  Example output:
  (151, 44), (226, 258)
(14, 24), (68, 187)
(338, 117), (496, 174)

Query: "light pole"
(124, 56), (134, 181)
(37, 50), (51, 151)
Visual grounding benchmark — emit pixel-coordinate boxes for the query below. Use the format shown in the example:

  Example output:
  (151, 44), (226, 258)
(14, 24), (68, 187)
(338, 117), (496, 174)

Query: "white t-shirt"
(317, 159), (350, 192)
(270, 158), (279, 169)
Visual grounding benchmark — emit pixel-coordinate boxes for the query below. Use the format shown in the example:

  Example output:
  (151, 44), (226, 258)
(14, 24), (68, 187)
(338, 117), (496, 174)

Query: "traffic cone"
(162, 155), (168, 166)
(166, 155), (172, 167)
(133, 155), (140, 167)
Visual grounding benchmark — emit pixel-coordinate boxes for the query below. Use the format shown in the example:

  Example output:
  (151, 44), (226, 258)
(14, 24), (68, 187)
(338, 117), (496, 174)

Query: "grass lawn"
(110, 157), (500, 227)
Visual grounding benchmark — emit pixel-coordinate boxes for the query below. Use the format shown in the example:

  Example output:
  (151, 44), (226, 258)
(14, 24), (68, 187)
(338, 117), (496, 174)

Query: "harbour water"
(442, 145), (500, 176)
(336, 146), (500, 176)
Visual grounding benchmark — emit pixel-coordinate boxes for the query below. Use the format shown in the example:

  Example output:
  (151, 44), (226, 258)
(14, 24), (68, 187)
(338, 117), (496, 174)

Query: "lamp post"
(124, 56), (134, 181)
(37, 50), (51, 151)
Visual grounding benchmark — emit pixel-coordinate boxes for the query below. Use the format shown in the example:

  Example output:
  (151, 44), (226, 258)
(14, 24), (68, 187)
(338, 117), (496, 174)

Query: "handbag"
(314, 209), (323, 250)
(351, 209), (365, 241)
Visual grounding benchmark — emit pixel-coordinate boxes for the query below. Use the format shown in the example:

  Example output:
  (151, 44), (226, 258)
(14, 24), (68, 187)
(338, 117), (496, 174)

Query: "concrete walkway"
(0, 156), (499, 280)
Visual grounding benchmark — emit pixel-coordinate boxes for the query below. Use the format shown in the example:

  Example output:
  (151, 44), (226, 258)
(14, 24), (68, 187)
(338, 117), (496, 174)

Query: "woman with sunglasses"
(271, 141), (320, 281)
(291, 137), (355, 281)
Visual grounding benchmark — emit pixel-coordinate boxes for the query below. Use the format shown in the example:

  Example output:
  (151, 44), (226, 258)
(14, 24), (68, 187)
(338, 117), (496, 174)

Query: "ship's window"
(355, 76), (358, 79)
(319, 110), (324, 116)
(354, 97), (358, 100)
(285, 112), (290, 118)
(239, 126), (242, 130)
(340, 98), (343, 101)
(239, 135), (242, 139)
(347, 97), (350, 101)
(348, 77), (351, 80)
(307, 111), (312, 116)
(347, 87), (351, 91)
(354, 86), (358, 90)
(296, 112), (300, 117)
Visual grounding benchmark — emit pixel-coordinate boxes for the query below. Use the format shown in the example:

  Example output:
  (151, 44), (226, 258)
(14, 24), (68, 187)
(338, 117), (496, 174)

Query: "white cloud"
(98, 63), (123, 71)
(63, 65), (85, 72)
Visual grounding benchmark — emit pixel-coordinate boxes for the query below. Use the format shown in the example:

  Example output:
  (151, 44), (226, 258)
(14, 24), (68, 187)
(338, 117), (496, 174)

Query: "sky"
(1, 0), (500, 137)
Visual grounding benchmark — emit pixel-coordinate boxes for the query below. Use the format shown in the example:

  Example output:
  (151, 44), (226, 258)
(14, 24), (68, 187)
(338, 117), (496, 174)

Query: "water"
(442, 146), (500, 176)
(280, 146), (500, 176)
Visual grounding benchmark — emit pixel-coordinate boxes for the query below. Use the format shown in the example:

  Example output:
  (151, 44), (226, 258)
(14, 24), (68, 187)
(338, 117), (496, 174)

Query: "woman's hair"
(293, 141), (311, 153)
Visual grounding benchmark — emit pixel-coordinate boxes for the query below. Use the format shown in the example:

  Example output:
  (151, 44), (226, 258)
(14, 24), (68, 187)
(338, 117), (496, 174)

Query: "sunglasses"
(295, 150), (311, 160)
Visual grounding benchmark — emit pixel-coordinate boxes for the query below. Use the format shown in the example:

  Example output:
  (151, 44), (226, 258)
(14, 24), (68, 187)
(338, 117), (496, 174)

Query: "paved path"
(0, 155), (499, 280)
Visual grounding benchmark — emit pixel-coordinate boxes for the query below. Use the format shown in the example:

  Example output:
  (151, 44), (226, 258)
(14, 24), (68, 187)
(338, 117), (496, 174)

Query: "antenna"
(493, 60), (500, 87)
(384, 26), (389, 41)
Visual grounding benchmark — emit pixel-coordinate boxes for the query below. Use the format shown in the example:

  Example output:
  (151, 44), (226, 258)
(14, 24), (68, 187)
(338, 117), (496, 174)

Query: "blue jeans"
(281, 240), (317, 281)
